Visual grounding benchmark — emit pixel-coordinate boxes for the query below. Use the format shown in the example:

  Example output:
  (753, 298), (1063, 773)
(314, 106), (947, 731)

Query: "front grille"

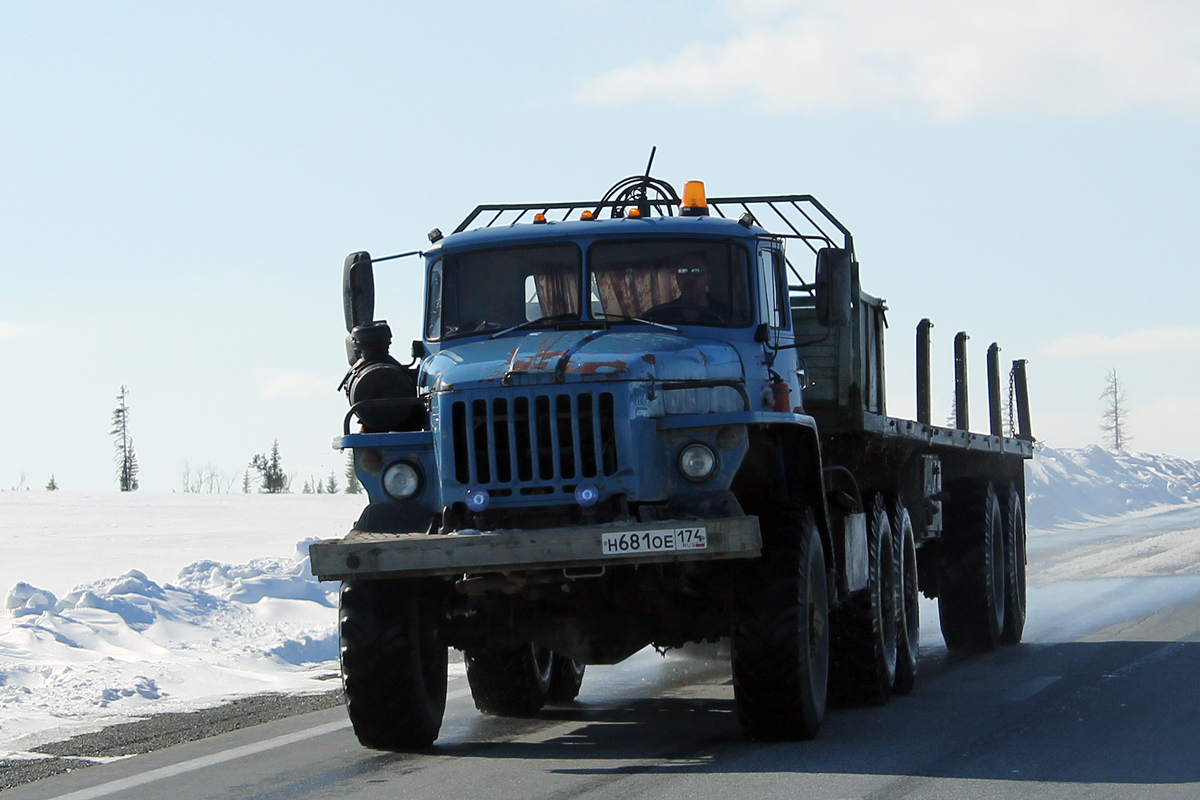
(450, 392), (619, 488)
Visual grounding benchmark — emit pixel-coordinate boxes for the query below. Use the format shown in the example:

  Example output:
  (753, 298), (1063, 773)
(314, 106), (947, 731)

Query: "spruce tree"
(250, 440), (289, 493)
(111, 386), (139, 491)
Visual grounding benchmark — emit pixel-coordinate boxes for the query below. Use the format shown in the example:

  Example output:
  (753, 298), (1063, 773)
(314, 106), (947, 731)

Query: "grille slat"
(569, 396), (582, 479)
(450, 391), (619, 489)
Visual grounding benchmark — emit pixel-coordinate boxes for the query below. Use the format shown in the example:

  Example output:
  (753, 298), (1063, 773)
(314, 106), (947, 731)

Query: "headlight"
(679, 443), (717, 482)
(382, 461), (422, 500)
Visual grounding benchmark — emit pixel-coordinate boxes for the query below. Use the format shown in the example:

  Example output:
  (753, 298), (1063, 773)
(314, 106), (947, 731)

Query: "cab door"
(757, 243), (802, 409)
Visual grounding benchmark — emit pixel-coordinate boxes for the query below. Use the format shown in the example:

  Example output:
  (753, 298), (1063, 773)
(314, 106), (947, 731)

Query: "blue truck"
(309, 171), (1034, 749)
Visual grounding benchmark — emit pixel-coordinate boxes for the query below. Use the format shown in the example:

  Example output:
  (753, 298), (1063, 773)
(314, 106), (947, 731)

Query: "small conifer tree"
(250, 440), (289, 493)
(344, 452), (362, 494)
(1100, 369), (1132, 451)
(111, 386), (139, 491)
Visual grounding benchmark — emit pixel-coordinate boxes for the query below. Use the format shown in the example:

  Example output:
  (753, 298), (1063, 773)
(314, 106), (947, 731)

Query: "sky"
(2, 1), (1199, 492)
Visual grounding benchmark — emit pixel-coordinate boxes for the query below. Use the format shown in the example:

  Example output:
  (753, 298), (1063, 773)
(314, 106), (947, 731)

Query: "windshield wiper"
(487, 313), (580, 339)
(594, 313), (679, 332)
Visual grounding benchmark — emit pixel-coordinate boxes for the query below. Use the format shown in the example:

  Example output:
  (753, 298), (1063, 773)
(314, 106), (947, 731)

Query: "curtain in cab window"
(589, 239), (751, 326)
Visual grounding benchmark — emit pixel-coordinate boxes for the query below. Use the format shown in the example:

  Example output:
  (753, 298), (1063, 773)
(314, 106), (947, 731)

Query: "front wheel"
(732, 503), (829, 741)
(339, 579), (448, 750)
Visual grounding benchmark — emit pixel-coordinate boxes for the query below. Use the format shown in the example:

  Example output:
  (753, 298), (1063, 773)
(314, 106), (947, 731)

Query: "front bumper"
(309, 515), (761, 582)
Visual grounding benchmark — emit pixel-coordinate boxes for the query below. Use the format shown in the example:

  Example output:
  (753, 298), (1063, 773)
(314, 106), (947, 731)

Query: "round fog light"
(382, 462), (421, 500)
(575, 483), (600, 507)
(465, 488), (490, 512)
(679, 443), (717, 482)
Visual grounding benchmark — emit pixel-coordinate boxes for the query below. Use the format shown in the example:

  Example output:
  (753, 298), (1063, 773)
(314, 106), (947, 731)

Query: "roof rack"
(453, 175), (855, 258)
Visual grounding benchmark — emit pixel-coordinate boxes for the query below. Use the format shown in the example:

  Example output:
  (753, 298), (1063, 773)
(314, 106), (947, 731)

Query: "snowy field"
(4, 446), (1200, 761)
(0, 492), (365, 758)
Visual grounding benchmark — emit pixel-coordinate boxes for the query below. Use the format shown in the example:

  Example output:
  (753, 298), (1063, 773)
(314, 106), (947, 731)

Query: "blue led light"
(465, 488), (490, 512)
(575, 483), (600, 507)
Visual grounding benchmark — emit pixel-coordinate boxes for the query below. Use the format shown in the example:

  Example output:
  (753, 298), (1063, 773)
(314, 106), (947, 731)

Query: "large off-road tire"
(339, 579), (448, 750)
(938, 481), (1005, 652)
(830, 493), (898, 706)
(890, 499), (920, 695)
(732, 503), (829, 741)
(999, 485), (1027, 645)
(546, 654), (586, 704)
(464, 643), (554, 716)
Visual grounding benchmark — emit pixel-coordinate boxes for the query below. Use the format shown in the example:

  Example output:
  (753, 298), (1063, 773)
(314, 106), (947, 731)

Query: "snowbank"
(0, 494), (360, 757)
(1026, 445), (1200, 528)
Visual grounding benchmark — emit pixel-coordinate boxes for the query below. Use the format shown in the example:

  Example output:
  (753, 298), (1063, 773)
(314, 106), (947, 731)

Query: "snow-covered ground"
(1026, 444), (1200, 528)
(0, 493), (365, 758)
(3, 445), (1200, 759)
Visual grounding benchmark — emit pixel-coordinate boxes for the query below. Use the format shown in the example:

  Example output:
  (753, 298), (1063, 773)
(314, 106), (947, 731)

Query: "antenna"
(643, 146), (657, 178)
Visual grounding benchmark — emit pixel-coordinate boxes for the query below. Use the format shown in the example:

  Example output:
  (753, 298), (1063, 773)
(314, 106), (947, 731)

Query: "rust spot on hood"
(510, 349), (568, 372)
(642, 354), (657, 365)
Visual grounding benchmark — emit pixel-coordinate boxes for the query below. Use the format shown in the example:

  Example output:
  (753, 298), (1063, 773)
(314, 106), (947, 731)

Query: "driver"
(649, 254), (731, 323)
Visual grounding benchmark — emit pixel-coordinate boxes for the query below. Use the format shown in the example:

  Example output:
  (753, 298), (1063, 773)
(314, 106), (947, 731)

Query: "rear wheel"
(732, 503), (828, 741)
(464, 643), (553, 716)
(339, 579), (448, 750)
(999, 485), (1027, 645)
(938, 481), (1005, 652)
(546, 654), (586, 704)
(890, 499), (920, 695)
(830, 493), (897, 706)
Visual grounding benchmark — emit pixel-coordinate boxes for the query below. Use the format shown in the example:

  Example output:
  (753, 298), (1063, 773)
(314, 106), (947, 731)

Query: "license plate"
(600, 527), (708, 556)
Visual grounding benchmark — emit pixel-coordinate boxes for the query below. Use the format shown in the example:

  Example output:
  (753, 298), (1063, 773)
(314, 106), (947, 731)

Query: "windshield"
(427, 244), (581, 340)
(589, 239), (751, 326)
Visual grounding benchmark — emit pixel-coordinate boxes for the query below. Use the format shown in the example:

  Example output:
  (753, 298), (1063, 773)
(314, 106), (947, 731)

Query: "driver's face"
(676, 259), (710, 301)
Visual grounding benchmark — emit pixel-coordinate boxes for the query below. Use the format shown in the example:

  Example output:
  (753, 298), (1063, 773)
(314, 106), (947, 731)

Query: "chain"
(1007, 365), (1017, 438)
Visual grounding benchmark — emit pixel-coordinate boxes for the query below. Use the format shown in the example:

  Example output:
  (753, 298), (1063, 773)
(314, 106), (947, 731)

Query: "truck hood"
(421, 329), (744, 391)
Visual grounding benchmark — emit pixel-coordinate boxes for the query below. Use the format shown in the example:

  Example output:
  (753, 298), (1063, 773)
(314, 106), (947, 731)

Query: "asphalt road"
(5, 519), (1200, 800)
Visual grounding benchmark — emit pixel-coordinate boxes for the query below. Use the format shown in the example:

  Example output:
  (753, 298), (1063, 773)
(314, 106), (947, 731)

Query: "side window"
(425, 259), (443, 339)
(524, 274), (539, 321)
(758, 248), (788, 329)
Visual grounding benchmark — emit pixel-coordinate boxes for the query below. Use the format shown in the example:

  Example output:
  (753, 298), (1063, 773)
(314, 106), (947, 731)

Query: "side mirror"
(343, 251), (375, 333)
(815, 247), (853, 328)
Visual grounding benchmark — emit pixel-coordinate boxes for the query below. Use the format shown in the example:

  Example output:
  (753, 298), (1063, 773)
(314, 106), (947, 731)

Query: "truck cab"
(355, 198), (820, 532)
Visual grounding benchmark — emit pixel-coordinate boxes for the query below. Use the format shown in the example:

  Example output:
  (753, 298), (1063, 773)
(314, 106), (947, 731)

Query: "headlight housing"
(678, 443), (718, 482)
(382, 461), (422, 500)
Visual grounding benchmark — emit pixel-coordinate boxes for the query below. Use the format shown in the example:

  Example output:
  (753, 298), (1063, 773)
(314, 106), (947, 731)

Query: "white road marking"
(47, 679), (476, 800)
(47, 721), (352, 800)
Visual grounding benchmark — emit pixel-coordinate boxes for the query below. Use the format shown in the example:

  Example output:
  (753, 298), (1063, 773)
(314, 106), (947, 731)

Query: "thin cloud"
(1045, 327), (1200, 356)
(260, 374), (330, 400)
(0, 322), (31, 342)
(579, 0), (1200, 119)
